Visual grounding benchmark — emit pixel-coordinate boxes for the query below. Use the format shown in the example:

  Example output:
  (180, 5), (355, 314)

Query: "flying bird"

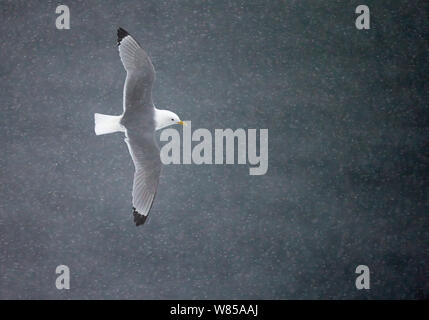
(94, 28), (184, 226)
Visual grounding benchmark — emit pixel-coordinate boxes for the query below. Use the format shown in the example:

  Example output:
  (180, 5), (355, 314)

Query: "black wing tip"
(133, 207), (147, 226)
(117, 27), (129, 46)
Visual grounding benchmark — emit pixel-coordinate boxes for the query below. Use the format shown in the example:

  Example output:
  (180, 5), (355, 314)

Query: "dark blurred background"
(0, 0), (428, 299)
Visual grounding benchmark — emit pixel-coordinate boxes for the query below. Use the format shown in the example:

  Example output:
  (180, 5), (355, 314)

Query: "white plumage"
(94, 28), (184, 226)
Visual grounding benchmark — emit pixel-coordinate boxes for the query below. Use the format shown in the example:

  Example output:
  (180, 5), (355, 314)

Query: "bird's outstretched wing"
(117, 27), (155, 112)
(124, 131), (161, 226)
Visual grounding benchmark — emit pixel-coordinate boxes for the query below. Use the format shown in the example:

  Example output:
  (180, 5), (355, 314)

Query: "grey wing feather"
(118, 28), (155, 111)
(124, 131), (161, 219)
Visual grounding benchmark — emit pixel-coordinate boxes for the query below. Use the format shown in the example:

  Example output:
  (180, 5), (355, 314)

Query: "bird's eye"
(171, 118), (174, 121)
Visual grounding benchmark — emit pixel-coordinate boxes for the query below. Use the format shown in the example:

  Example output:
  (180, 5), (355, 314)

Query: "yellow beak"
(178, 121), (186, 126)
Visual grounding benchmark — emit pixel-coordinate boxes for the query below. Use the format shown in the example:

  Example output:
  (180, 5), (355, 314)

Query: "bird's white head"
(155, 109), (185, 130)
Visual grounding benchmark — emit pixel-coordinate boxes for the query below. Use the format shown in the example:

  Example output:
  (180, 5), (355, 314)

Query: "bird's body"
(94, 28), (183, 226)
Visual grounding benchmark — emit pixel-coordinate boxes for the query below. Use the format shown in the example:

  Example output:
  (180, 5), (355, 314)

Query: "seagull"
(94, 27), (185, 226)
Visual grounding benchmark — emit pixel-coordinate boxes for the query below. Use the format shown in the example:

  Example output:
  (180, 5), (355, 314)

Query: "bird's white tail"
(94, 113), (124, 135)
